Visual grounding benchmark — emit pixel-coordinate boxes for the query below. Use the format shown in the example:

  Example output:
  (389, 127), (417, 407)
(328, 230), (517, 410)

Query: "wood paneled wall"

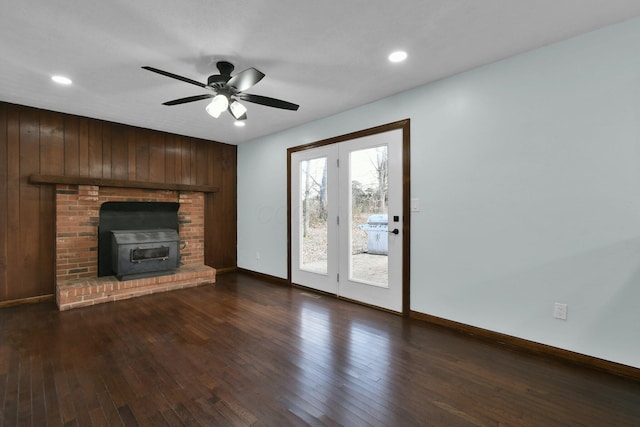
(0, 102), (237, 302)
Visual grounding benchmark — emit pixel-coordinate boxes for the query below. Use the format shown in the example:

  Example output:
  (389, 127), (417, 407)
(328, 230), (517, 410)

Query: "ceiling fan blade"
(142, 66), (206, 88)
(227, 68), (265, 92)
(162, 94), (213, 106)
(237, 93), (299, 111)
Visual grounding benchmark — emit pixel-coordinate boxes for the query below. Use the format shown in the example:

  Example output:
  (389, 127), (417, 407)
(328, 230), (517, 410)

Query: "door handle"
(388, 228), (399, 235)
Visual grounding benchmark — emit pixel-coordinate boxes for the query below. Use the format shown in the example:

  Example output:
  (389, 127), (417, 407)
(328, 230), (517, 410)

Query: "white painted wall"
(238, 17), (640, 368)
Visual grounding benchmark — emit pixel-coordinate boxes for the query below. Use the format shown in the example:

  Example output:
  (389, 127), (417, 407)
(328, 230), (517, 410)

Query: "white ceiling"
(2, 1), (640, 145)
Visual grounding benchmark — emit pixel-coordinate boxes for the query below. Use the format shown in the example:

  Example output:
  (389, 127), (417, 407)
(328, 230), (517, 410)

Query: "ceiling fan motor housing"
(216, 61), (234, 75)
(207, 75), (230, 87)
(207, 62), (236, 88)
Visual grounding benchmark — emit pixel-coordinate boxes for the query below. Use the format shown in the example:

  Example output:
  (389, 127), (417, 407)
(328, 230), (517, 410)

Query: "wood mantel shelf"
(29, 174), (219, 193)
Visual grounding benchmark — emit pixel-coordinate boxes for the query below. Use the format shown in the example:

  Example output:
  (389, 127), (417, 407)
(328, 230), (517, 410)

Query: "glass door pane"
(349, 146), (388, 287)
(299, 157), (329, 274)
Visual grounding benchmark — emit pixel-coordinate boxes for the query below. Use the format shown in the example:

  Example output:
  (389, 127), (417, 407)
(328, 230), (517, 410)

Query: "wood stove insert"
(98, 201), (180, 278)
(111, 229), (180, 281)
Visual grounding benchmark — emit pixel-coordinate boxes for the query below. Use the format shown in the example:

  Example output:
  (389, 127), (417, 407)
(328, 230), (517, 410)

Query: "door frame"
(287, 119), (411, 316)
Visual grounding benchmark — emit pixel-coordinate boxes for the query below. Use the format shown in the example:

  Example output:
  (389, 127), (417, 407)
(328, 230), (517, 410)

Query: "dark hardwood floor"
(1, 272), (639, 426)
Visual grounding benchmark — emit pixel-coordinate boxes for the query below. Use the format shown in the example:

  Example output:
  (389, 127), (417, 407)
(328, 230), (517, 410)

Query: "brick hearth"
(54, 184), (215, 311)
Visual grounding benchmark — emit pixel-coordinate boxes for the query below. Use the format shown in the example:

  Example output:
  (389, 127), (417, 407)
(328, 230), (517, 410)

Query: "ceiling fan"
(142, 61), (299, 121)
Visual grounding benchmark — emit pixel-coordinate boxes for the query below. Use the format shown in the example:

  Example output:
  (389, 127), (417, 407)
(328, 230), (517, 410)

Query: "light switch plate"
(553, 303), (568, 320)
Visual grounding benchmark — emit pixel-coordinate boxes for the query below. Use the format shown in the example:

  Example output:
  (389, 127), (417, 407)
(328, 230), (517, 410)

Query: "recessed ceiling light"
(51, 75), (72, 85)
(388, 51), (408, 63)
(234, 121), (245, 127)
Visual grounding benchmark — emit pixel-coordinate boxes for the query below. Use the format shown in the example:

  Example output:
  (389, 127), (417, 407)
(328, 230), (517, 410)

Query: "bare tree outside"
(374, 147), (388, 212)
(351, 146), (388, 215)
(300, 157), (329, 270)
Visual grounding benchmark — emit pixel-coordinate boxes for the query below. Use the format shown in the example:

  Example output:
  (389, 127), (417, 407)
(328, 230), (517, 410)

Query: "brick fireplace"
(52, 183), (216, 311)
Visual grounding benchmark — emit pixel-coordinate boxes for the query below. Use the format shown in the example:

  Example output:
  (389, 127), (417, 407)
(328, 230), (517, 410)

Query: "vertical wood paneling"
(181, 141), (190, 184)
(88, 120), (103, 178)
(101, 124), (112, 179)
(110, 125), (128, 180)
(5, 107), (20, 300)
(0, 102), (237, 302)
(39, 111), (64, 296)
(18, 108), (42, 298)
(196, 143), (208, 185)
(0, 104), (7, 299)
(135, 129), (150, 182)
(127, 129), (137, 181)
(174, 137), (183, 182)
(205, 192), (218, 268)
(148, 133), (165, 183)
(39, 111), (65, 175)
(189, 141), (197, 185)
(164, 135), (177, 184)
(64, 116), (80, 176)
(78, 118), (89, 176)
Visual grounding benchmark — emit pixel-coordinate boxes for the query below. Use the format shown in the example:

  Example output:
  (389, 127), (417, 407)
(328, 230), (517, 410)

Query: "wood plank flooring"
(1, 272), (639, 426)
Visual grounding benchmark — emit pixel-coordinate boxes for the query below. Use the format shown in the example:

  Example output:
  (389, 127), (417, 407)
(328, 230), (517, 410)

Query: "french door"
(290, 127), (404, 312)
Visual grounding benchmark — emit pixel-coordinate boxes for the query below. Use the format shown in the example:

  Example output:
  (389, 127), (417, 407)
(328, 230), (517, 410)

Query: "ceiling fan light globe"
(229, 101), (247, 119)
(205, 102), (222, 118)
(205, 94), (229, 118)
(212, 94), (229, 110)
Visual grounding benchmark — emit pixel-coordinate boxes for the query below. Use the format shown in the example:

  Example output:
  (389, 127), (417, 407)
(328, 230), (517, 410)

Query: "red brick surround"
(55, 184), (215, 310)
